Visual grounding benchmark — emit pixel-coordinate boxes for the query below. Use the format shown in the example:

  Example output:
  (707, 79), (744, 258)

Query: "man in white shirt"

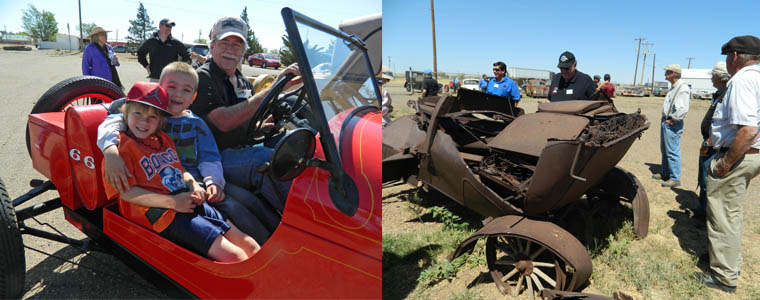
(702, 35), (760, 293)
(653, 64), (690, 187)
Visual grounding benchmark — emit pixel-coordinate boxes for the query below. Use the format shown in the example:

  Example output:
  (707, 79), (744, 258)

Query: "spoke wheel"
(25, 76), (123, 158)
(486, 234), (588, 298)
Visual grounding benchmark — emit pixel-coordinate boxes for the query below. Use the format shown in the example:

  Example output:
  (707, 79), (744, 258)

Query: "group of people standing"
(652, 35), (760, 293)
(82, 18), (190, 88)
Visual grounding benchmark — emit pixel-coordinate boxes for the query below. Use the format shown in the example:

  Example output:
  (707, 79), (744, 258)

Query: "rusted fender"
(382, 116), (426, 183)
(594, 167), (650, 238)
(450, 215), (592, 292)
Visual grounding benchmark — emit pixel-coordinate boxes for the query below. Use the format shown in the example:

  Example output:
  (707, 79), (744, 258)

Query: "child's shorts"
(160, 202), (231, 256)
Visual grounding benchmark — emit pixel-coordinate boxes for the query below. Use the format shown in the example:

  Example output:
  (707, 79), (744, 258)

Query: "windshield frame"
(281, 7), (380, 194)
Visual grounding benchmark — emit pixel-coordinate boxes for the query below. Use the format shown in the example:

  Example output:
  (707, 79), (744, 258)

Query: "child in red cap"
(104, 82), (260, 262)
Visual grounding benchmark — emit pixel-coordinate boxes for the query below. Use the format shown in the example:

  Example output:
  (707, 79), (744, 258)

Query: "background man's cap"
(712, 61), (729, 76)
(87, 26), (110, 39)
(380, 66), (394, 80)
(210, 16), (248, 42)
(721, 35), (760, 55)
(126, 82), (171, 115)
(593, 75), (601, 80)
(604, 74), (611, 80)
(664, 64), (682, 74)
(423, 68), (432, 75)
(159, 18), (176, 27)
(557, 51), (576, 68)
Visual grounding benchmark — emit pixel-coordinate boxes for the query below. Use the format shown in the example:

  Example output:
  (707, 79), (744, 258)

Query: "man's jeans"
(697, 147), (717, 210)
(221, 145), (292, 203)
(660, 120), (683, 180)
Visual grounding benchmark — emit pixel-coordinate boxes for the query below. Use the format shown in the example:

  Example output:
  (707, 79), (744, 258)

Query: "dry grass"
(382, 83), (760, 300)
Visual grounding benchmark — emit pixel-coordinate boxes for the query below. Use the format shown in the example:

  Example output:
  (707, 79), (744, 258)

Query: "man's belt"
(719, 147), (759, 154)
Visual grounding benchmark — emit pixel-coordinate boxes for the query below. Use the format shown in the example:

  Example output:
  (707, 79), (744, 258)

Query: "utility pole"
(686, 57), (695, 69)
(651, 53), (656, 93)
(430, 0), (438, 80)
(388, 56), (391, 69)
(640, 42), (653, 86)
(67, 23), (71, 51)
(633, 37), (645, 86)
(198, 29), (201, 42)
(116, 29), (118, 43)
(78, 0), (83, 50)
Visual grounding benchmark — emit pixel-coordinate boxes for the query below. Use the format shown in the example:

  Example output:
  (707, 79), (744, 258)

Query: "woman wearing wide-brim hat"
(82, 26), (123, 89)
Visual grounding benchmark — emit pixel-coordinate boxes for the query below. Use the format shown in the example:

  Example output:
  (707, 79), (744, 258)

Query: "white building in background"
(680, 68), (714, 96)
(38, 34), (81, 50)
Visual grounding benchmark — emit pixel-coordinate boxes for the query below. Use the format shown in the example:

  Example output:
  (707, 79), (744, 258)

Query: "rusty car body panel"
(383, 90), (650, 296)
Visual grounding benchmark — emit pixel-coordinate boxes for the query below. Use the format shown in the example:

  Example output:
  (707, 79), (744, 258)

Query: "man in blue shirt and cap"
(485, 61), (521, 106)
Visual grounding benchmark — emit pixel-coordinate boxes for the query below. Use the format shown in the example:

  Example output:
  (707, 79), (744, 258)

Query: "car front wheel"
(0, 177), (25, 299)
(262, 62), (267, 69)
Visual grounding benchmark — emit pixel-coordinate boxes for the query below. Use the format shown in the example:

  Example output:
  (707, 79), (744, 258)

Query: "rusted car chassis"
(383, 89), (649, 297)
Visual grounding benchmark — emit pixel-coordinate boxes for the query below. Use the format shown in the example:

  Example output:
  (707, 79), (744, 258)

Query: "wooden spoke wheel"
(486, 233), (590, 299)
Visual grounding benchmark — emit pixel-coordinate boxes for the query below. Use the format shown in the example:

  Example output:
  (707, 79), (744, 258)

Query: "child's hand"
(103, 146), (131, 192)
(189, 182), (207, 205)
(206, 184), (225, 203)
(172, 192), (198, 213)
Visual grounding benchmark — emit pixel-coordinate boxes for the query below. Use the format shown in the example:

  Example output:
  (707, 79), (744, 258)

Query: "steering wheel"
(246, 73), (296, 145)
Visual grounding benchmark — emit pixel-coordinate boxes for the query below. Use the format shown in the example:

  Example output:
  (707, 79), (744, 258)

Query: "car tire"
(0, 177), (25, 299)
(262, 62), (267, 69)
(25, 76), (124, 158)
(248, 61), (253, 67)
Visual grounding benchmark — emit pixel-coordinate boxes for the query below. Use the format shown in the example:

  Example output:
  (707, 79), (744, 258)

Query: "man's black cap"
(604, 74), (611, 80)
(558, 51), (576, 68)
(721, 35), (760, 55)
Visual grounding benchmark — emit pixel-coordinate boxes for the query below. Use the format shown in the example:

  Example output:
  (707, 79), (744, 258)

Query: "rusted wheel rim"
(486, 234), (588, 298)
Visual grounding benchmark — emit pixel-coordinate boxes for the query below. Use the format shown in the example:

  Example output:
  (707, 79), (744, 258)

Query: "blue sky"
(0, 0), (380, 52)
(384, 0), (760, 85)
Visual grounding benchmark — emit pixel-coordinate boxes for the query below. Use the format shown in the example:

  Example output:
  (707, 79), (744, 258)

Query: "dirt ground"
(381, 83), (760, 299)
(0, 46), (278, 299)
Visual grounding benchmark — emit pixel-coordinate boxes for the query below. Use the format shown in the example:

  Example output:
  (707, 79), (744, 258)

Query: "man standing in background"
(654, 64), (690, 188)
(138, 18), (191, 82)
(548, 51), (595, 102)
(485, 61), (520, 106)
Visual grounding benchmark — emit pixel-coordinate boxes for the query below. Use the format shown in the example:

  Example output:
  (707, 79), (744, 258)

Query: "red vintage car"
(248, 53), (282, 69)
(0, 8), (382, 299)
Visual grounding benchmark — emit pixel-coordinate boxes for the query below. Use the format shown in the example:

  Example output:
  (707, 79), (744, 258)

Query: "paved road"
(0, 48), (279, 299)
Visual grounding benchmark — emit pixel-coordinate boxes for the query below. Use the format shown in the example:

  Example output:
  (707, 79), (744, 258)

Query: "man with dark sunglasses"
(548, 51), (595, 102)
(485, 61), (521, 106)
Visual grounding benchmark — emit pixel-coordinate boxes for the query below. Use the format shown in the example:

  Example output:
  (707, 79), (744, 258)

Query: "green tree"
(77, 22), (97, 37)
(240, 6), (264, 58)
(279, 33), (329, 67)
(279, 34), (296, 66)
(126, 2), (155, 52)
(21, 4), (58, 41)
